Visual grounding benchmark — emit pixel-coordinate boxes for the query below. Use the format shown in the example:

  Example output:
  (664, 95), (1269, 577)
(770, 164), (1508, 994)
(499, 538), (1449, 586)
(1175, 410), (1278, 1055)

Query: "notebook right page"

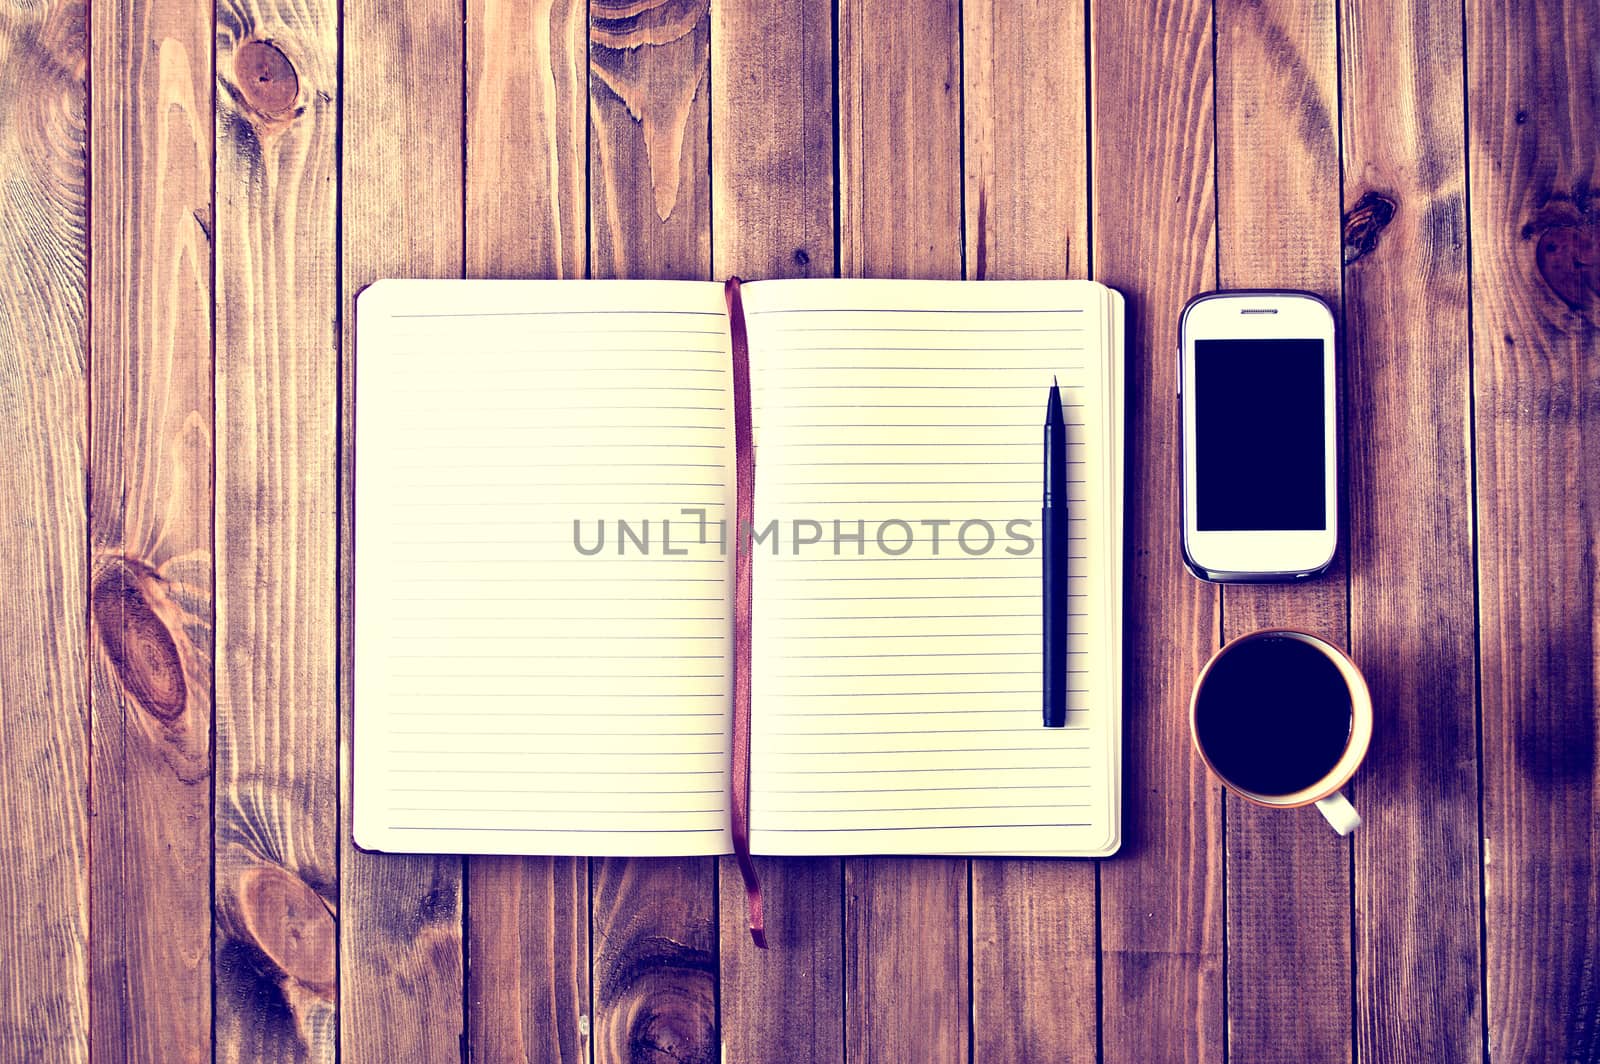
(741, 279), (1122, 857)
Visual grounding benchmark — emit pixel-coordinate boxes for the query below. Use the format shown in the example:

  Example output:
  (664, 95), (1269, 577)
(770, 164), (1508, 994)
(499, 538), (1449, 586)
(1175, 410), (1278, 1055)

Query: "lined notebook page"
(741, 279), (1122, 857)
(353, 280), (737, 857)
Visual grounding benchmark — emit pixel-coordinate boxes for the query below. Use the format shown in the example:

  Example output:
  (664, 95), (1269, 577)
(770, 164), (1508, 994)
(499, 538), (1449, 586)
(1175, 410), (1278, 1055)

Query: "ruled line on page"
(391, 347), (729, 356)
(388, 307), (727, 318)
(753, 380), (1064, 387)
(761, 724), (1083, 736)
(762, 763), (1094, 776)
(758, 802), (1095, 815)
(387, 825), (729, 834)
(762, 326), (1084, 334)
(389, 804), (728, 816)
(752, 345), (1080, 352)
(769, 687), (1035, 697)
(393, 780), (732, 787)
(388, 767), (726, 776)
(388, 726), (728, 737)
(745, 306), (1085, 315)
(388, 671), (727, 679)
(388, 331), (729, 343)
(385, 691), (726, 700)
(763, 782), (1093, 794)
(390, 709), (728, 718)
(769, 708), (1078, 719)
(743, 821), (1093, 833)
(386, 402), (731, 411)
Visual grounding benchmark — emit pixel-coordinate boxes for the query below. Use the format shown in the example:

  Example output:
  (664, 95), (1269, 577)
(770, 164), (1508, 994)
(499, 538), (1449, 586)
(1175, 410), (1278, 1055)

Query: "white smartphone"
(1179, 290), (1338, 582)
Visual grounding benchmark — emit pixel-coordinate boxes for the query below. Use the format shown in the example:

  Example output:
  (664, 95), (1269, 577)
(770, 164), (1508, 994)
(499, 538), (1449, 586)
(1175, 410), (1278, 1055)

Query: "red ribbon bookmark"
(726, 276), (766, 949)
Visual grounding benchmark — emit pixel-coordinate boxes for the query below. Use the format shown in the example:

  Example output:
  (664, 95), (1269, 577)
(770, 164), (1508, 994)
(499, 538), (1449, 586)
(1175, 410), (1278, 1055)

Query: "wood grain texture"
(592, 861), (718, 1064)
(1089, 0), (1224, 1059)
(88, 0), (214, 1057)
(1213, 1), (1352, 1061)
(837, 3), (968, 1060)
(10, 2), (1598, 1057)
(1340, 2), (1484, 1060)
(838, 0), (963, 281)
(467, 0), (587, 281)
(339, 0), (466, 1058)
(710, 0), (833, 283)
(711, 0), (841, 1058)
(586, 4), (717, 1063)
(962, 3), (1097, 1061)
(971, 858), (1095, 1063)
(468, 857), (589, 1064)
(844, 860), (969, 1064)
(717, 858), (842, 1064)
(963, 0), (1088, 283)
(0, 1), (90, 1058)
(463, 1), (590, 1061)
(1468, 0), (1600, 1059)
(589, 0), (710, 278)
(213, 0), (339, 1058)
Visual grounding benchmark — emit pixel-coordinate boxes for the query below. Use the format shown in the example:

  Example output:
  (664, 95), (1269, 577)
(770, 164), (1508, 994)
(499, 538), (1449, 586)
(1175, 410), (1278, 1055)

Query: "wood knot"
(91, 560), (187, 722)
(1342, 191), (1396, 265)
(418, 884), (457, 924)
(599, 934), (715, 1064)
(1528, 195), (1599, 322)
(591, 0), (706, 48)
(588, 0), (710, 221)
(238, 866), (336, 995)
(235, 40), (298, 116)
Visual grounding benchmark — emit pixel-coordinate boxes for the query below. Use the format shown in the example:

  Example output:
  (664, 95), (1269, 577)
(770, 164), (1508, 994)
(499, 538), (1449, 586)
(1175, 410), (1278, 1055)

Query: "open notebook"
(353, 278), (1124, 859)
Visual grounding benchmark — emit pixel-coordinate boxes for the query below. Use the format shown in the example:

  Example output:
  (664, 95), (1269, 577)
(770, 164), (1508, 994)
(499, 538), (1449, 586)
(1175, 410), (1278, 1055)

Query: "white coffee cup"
(1188, 629), (1372, 835)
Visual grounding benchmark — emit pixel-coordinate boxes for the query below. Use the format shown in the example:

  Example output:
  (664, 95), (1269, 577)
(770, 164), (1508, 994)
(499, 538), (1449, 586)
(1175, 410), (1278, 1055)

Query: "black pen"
(1043, 377), (1068, 728)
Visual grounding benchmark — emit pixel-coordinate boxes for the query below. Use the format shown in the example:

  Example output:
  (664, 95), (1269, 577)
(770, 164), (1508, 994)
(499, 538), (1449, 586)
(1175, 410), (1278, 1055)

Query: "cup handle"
(1315, 791), (1361, 835)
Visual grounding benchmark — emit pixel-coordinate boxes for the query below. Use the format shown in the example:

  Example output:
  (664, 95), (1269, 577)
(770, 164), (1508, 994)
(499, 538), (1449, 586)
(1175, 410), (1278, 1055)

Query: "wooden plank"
(212, 1), (340, 1059)
(589, 0), (711, 280)
(339, 0), (466, 1058)
(1339, 2), (1484, 1060)
(467, 858), (589, 1064)
(962, 2), (1097, 1061)
(592, 861), (719, 1064)
(717, 860), (842, 1062)
(710, 0), (834, 282)
(1212, 2), (1352, 1061)
(711, 6), (839, 1055)
(838, 0), (962, 281)
(587, 3), (719, 1063)
(963, 0), (1089, 283)
(1467, 0), (1600, 1059)
(836, 2), (969, 1060)
(466, 0), (587, 282)
(463, 1), (590, 1061)
(843, 860), (968, 1063)
(971, 859), (1096, 1064)
(87, 0), (213, 1058)
(0, 2), (90, 1058)
(1089, 0), (1225, 1059)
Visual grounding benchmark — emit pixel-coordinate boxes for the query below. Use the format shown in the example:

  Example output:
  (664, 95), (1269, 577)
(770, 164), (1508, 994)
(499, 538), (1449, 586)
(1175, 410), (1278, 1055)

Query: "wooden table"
(2, 0), (1596, 1060)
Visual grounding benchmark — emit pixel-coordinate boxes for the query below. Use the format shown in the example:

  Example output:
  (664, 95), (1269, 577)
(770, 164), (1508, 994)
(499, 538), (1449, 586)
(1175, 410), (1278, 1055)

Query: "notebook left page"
(353, 280), (736, 857)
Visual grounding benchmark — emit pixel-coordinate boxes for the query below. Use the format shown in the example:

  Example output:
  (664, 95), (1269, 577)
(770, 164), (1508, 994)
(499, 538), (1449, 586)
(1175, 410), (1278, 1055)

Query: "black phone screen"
(1194, 337), (1328, 531)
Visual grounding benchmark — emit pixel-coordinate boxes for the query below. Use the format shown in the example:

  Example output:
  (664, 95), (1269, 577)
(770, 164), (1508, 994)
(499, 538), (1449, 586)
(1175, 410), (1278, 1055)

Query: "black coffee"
(1195, 635), (1352, 797)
